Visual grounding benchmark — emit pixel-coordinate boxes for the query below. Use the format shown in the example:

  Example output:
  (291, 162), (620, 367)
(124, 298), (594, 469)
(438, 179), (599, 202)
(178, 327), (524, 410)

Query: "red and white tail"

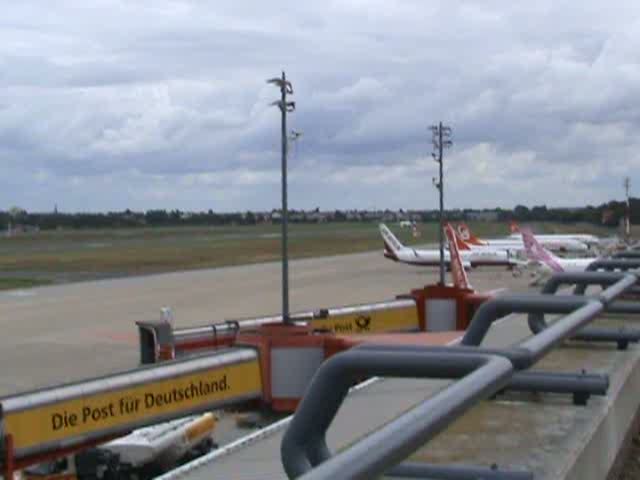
(379, 223), (403, 261)
(456, 223), (486, 246)
(509, 221), (520, 234)
(451, 227), (473, 251)
(444, 223), (472, 290)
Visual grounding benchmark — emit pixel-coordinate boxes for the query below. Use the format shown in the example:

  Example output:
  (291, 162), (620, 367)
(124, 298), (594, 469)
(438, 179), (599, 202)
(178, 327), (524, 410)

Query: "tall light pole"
(267, 71), (295, 323)
(430, 122), (452, 286)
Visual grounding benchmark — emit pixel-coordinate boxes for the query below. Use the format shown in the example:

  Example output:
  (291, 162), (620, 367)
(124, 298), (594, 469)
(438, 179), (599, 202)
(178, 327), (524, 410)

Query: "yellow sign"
(310, 306), (419, 334)
(4, 361), (262, 451)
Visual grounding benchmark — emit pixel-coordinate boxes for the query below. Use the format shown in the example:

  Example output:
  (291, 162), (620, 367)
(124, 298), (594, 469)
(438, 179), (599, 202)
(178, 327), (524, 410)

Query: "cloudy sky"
(1, 1), (639, 212)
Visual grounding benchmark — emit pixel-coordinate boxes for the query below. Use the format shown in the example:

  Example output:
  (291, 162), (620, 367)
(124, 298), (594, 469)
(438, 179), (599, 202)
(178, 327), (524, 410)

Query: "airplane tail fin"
(379, 223), (405, 261)
(444, 223), (472, 290)
(510, 221), (520, 234)
(520, 228), (564, 273)
(451, 226), (473, 251)
(456, 223), (486, 246)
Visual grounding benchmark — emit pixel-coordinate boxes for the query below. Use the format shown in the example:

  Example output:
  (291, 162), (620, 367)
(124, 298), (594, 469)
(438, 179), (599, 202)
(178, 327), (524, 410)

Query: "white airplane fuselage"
(385, 245), (511, 268)
(380, 223), (514, 269)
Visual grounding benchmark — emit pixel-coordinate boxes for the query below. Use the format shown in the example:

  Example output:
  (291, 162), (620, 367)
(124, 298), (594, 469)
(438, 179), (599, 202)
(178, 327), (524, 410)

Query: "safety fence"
(282, 259), (640, 480)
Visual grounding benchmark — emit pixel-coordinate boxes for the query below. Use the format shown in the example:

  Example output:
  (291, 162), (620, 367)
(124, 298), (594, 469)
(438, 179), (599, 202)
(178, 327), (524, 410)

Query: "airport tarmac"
(0, 251), (531, 395)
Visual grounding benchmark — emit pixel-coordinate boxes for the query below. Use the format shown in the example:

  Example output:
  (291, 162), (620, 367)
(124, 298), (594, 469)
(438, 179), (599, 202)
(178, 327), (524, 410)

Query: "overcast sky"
(1, 1), (639, 212)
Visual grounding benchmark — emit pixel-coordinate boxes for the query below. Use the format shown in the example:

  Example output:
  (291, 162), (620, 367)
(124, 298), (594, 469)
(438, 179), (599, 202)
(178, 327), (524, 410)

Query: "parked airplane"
(444, 223), (509, 295)
(456, 222), (589, 253)
(381, 223), (457, 267)
(453, 223), (523, 255)
(521, 228), (598, 274)
(510, 221), (600, 248)
(380, 224), (519, 269)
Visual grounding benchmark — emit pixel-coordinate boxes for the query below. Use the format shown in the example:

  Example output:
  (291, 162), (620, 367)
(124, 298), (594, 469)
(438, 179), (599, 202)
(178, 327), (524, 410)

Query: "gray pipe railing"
(461, 294), (602, 354)
(584, 258), (640, 272)
(529, 272), (640, 350)
(282, 347), (513, 479)
(581, 260), (640, 296)
(613, 250), (640, 259)
(387, 462), (533, 479)
(518, 301), (603, 362)
(599, 273), (638, 304)
(283, 271), (640, 480)
(570, 270), (639, 296)
(354, 343), (608, 401)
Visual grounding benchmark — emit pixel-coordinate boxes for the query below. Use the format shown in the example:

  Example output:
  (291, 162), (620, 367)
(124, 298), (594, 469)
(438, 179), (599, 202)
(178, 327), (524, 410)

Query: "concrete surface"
(0, 252), (528, 395)
(2, 248), (637, 479)
(159, 313), (640, 480)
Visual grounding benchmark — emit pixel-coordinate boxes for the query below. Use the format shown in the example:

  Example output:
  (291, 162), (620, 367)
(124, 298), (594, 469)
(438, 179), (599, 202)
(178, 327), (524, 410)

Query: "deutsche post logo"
(354, 315), (371, 332)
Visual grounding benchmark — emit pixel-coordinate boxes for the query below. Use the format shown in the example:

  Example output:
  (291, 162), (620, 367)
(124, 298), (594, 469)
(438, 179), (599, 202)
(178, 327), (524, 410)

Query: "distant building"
(6, 224), (40, 237)
(466, 211), (499, 222)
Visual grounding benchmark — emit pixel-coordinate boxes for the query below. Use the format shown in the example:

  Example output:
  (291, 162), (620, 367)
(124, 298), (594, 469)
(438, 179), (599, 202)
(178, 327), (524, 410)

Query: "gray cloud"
(1, 0), (639, 211)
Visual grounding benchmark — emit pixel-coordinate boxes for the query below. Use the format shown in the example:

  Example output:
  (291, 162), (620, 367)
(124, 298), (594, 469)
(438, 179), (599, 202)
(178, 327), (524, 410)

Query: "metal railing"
(281, 348), (513, 479)
(283, 266), (640, 480)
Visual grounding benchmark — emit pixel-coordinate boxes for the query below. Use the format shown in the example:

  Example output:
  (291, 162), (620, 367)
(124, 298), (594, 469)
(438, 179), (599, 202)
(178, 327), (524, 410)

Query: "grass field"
(0, 277), (53, 291)
(0, 221), (619, 288)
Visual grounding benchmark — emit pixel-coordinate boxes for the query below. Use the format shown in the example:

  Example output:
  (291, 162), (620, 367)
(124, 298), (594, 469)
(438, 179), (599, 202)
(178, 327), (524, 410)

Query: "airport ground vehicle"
(22, 413), (217, 480)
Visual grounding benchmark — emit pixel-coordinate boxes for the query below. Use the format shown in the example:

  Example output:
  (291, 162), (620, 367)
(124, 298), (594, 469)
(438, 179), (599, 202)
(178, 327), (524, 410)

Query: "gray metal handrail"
(387, 462), (533, 479)
(353, 342), (607, 397)
(282, 270), (640, 480)
(533, 270), (632, 295)
(613, 250), (640, 259)
(518, 301), (602, 362)
(282, 346), (512, 479)
(461, 294), (601, 352)
(528, 272), (640, 350)
(584, 258), (640, 272)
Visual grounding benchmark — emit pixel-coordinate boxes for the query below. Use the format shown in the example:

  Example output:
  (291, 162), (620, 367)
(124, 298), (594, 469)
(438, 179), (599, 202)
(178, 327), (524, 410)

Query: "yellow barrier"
(309, 304), (419, 334)
(2, 352), (262, 456)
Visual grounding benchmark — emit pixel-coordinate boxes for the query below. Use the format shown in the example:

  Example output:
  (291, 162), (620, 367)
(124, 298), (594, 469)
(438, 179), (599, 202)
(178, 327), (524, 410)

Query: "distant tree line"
(0, 209), (260, 230)
(506, 198), (639, 227)
(0, 199), (635, 230)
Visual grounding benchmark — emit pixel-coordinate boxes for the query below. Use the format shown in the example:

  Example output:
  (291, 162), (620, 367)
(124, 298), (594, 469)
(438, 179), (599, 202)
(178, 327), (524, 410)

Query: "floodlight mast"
(430, 122), (453, 286)
(267, 71), (296, 324)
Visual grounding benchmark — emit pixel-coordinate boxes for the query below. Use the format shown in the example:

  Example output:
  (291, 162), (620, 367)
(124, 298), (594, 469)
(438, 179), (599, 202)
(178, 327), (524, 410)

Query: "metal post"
(438, 123), (445, 286)
(268, 72), (295, 323)
(431, 123), (452, 286)
(281, 72), (289, 323)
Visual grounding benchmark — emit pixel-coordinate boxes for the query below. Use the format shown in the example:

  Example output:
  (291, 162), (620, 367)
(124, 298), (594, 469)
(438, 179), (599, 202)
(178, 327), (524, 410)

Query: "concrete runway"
(0, 251), (531, 395)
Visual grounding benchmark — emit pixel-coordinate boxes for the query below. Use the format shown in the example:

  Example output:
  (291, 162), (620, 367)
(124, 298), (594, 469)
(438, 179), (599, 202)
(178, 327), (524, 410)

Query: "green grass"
(0, 221), (618, 287)
(0, 278), (53, 291)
